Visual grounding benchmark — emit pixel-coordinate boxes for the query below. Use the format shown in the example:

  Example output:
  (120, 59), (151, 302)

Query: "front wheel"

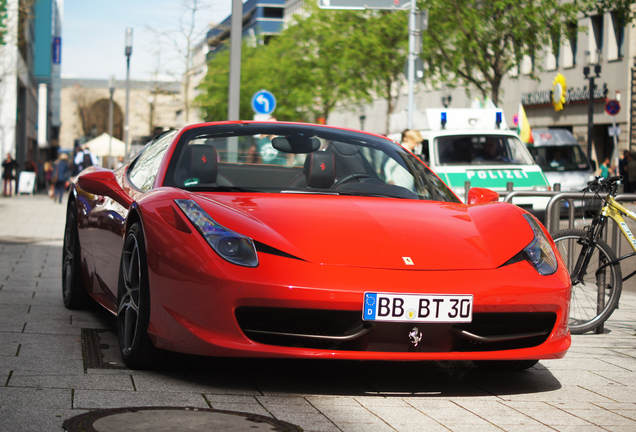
(551, 228), (622, 334)
(117, 222), (162, 369)
(62, 200), (91, 309)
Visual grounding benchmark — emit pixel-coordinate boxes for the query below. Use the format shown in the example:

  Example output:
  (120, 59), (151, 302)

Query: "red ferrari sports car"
(63, 121), (570, 370)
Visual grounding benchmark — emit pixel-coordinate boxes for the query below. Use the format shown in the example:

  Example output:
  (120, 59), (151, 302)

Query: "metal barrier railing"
(501, 186), (636, 255)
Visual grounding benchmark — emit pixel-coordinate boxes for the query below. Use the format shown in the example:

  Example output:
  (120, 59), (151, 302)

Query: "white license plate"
(363, 292), (473, 322)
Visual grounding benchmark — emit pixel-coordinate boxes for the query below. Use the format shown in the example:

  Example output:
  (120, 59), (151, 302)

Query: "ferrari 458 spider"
(63, 121), (570, 370)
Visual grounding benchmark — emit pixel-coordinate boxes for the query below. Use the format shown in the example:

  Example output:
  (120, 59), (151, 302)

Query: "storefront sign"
(522, 82), (608, 108)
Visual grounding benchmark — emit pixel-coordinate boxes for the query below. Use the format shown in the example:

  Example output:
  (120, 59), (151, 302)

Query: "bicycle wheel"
(551, 228), (622, 334)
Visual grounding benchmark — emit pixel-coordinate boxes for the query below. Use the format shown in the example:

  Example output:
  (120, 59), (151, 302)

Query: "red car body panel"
(70, 122), (571, 363)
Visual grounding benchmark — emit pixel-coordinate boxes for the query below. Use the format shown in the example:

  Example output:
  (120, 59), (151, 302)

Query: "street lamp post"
(125, 28), (133, 160)
(108, 75), (115, 169)
(148, 96), (155, 136)
(583, 50), (601, 166)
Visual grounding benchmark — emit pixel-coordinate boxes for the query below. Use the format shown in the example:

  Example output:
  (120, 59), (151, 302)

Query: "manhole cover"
(63, 407), (303, 432)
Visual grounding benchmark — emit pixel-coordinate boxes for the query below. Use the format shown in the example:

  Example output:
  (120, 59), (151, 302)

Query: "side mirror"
(467, 187), (499, 205)
(77, 167), (133, 209)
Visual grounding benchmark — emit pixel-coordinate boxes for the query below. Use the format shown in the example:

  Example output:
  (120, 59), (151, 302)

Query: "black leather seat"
(289, 151), (335, 189)
(179, 145), (234, 187)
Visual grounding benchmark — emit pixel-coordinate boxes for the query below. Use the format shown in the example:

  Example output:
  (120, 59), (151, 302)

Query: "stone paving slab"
(1, 194), (636, 432)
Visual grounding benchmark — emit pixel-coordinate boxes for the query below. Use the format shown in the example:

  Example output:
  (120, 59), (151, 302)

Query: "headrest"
(304, 152), (335, 189)
(190, 145), (218, 184)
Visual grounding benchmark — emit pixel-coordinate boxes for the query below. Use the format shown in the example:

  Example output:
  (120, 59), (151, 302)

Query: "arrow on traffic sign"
(256, 94), (270, 113)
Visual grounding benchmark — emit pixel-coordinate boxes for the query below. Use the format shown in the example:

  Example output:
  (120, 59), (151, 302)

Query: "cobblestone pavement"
(0, 193), (635, 432)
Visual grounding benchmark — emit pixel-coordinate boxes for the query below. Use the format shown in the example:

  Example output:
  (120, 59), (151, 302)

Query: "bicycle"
(551, 175), (634, 334)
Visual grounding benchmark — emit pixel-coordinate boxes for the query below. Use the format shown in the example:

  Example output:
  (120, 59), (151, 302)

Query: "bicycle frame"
(603, 196), (636, 252)
(568, 195), (636, 285)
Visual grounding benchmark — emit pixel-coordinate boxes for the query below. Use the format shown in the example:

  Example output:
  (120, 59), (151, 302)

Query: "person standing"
(383, 129), (424, 190)
(400, 129), (425, 159)
(600, 158), (612, 178)
(53, 154), (71, 204)
(2, 153), (17, 197)
(74, 145), (98, 172)
(619, 150), (631, 192)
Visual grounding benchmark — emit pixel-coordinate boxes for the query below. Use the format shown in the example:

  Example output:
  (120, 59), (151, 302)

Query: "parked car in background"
(63, 121), (570, 371)
(527, 129), (595, 192)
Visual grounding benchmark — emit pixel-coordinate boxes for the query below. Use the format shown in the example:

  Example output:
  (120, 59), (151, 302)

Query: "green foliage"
(420, 0), (580, 106)
(196, 0), (627, 123)
(0, 0), (8, 45)
(583, 0), (636, 24)
(195, 3), (409, 125)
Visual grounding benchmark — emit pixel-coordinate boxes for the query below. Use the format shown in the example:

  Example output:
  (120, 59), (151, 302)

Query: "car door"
(91, 131), (176, 306)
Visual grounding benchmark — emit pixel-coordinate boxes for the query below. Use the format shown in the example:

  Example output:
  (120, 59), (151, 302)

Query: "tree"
(196, 5), (397, 124)
(146, 0), (209, 124)
(420, 0), (581, 106)
(354, 10), (408, 134)
(194, 46), (230, 121)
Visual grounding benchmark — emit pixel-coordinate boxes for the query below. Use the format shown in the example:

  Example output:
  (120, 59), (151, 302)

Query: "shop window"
(546, 28), (560, 70)
(520, 55), (533, 75)
(562, 21), (578, 68)
(608, 12), (625, 60)
(589, 15), (603, 64)
(263, 7), (284, 19)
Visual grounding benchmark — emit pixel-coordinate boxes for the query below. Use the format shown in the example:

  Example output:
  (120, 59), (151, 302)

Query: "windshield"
(436, 134), (535, 165)
(163, 123), (459, 203)
(527, 145), (590, 172)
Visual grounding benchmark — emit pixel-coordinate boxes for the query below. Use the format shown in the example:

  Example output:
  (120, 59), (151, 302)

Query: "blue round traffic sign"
(605, 100), (620, 116)
(251, 90), (276, 115)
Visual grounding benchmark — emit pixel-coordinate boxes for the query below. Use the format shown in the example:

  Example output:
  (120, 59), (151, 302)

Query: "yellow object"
(552, 74), (567, 112)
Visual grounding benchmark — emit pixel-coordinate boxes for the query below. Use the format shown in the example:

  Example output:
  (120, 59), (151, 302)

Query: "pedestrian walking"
(52, 154), (71, 204)
(44, 161), (54, 197)
(599, 158), (613, 178)
(74, 145), (98, 172)
(2, 153), (17, 197)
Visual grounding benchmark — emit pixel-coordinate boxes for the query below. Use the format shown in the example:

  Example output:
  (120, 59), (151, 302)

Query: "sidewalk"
(0, 193), (635, 432)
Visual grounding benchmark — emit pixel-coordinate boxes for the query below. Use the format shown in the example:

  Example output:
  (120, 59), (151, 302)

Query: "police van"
(389, 108), (550, 211)
(527, 128), (594, 192)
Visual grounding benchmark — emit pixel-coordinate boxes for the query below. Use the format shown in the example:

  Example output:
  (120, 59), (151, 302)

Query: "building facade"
(33, 0), (62, 157)
(327, 9), (634, 170)
(206, 0), (286, 58)
(0, 0), (38, 175)
(59, 78), (182, 154)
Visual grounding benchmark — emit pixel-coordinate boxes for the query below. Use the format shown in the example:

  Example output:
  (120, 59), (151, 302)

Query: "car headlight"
(175, 199), (258, 267)
(522, 214), (557, 275)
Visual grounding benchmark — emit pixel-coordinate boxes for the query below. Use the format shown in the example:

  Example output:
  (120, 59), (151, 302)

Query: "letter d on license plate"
(363, 292), (473, 323)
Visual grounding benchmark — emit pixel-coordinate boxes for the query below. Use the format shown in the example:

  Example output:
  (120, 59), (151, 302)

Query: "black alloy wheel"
(62, 200), (91, 309)
(117, 222), (161, 369)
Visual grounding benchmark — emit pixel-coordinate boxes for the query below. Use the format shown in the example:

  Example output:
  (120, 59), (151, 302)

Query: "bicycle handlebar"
(583, 175), (623, 194)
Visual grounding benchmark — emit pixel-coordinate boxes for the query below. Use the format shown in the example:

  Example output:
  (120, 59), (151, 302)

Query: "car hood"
(190, 193), (534, 271)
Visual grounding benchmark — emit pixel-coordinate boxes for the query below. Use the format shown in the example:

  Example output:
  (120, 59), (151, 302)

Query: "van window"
(436, 135), (534, 165)
(527, 145), (590, 172)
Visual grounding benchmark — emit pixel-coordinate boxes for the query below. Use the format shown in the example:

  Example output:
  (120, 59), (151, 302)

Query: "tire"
(551, 228), (622, 334)
(117, 222), (162, 369)
(62, 200), (91, 309)
(473, 360), (539, 371)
